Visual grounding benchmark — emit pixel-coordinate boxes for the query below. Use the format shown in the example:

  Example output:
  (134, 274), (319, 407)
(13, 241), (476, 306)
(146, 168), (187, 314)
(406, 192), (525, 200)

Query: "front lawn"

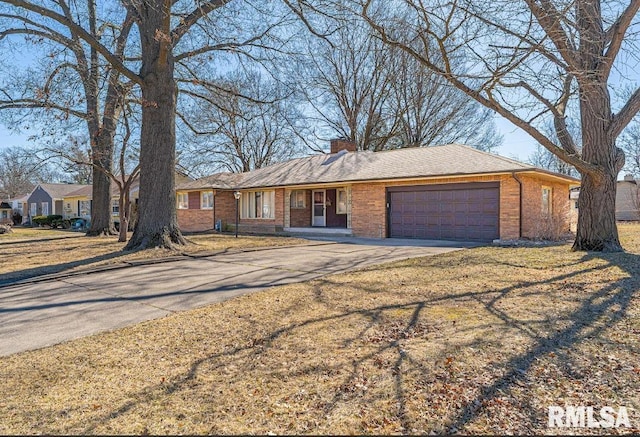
(1, 225), (639, 434)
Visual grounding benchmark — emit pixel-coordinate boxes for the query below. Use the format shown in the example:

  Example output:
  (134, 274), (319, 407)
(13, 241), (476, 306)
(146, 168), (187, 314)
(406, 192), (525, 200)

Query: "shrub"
(11, 211), (22, 225)
(531, 206), (572, 241)
(32, 215), (64, 227)
(32, 215), (48, 226)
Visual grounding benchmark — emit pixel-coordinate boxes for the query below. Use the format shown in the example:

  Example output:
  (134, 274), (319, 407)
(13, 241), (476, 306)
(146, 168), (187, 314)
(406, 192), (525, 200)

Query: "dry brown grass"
(0, 227), (310, 283)
(1, 226), (640, 434)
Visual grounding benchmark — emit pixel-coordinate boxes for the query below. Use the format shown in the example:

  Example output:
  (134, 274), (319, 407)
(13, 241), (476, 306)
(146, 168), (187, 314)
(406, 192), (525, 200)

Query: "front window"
(112, 200), (120, 215)
(336, 188), (347, 214)
(41, 202), (49, 216)
(177, 192), (189, 209)
(541, 187), (552, 216)
(201, 191), (214, 209)
(30, 203), (37, 217)
(290, 190), (306, 209)
(79, 200), (91, 218)
(241, 190), (275, 219)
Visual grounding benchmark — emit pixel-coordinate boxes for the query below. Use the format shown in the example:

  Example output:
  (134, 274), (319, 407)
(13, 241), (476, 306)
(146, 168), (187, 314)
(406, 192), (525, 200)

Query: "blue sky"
(0, 116), (539, 162)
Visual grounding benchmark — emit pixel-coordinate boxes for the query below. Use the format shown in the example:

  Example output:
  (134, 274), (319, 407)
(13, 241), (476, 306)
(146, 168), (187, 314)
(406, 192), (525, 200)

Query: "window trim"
(177, 192), (189, 209)
(240, 190), (275, 219)
(41, 202), (49, 216)
(336, 188), (347, 214)
(290, 190), (306, 209)
(201, 191), (214, 209)
(541, 186), (553, 216)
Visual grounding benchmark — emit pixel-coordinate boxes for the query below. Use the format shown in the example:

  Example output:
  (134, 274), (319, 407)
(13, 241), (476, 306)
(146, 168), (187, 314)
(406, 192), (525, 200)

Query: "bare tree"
(46, 112), (140, 242)
(388, 48), (502, 151)
(285, 15), (501, 152)
(293, 22), (399, 150)
(181, 69), (302, 174)
(529, 120), (580, 177)
(619, 119), (640, 177)
(331, 0), (640, 252)
(529, 144), (579, 177)
(49, 136), (94, 184)
(0, 147), (51, 198)
(0, 0), (288, 249)
(0, 1), (135, 236)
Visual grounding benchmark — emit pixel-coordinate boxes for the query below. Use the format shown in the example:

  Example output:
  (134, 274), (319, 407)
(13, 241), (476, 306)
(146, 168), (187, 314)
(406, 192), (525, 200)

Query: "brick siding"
(350, 174), (572, 240)
(290, 190), (312, 227)
(178, 174), (572, 239)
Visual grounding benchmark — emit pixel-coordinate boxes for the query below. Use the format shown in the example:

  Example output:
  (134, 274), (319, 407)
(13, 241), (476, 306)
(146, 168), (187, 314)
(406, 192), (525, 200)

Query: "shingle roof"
(37, 183), (91, 199)
(64, 185), (93, 198)
(177, 172), (245, 190)
(178, 144), (578, 191)
(62, 176), (141, 199)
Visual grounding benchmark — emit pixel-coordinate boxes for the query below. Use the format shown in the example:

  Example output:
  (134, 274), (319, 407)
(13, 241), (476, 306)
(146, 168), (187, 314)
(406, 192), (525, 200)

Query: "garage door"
(388, 182), (500, 241)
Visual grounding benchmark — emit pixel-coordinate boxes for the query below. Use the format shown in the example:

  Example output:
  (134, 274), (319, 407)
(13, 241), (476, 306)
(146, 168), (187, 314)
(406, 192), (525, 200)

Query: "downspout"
(212, 190), (217, 232)
(511, 172), (523, 239)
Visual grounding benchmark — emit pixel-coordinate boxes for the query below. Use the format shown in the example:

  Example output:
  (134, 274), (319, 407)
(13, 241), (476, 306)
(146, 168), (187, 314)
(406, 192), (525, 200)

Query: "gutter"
(511, 172), (524, 238)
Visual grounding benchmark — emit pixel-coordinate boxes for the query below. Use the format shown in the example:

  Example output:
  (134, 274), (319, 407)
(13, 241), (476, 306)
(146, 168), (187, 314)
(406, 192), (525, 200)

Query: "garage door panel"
(389, 184), (499, 241)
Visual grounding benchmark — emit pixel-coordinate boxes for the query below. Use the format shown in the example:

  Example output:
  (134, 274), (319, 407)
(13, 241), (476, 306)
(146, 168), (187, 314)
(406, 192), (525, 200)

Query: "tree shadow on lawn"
(0, 250), (141, 286)
(79, 251), (640, 434)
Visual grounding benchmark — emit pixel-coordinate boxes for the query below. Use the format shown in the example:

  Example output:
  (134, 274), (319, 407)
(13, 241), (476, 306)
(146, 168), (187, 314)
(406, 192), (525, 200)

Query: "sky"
(0, 116), (540, 162)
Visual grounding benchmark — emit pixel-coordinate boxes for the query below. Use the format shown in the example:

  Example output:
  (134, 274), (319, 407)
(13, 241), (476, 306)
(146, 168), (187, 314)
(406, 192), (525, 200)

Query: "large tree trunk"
(118, 188), (129, 243)
(87, 133), (116, 236)
(573, 171), (621, 251)
(125, 1), (186, 250)
(572, 57), (623, 251)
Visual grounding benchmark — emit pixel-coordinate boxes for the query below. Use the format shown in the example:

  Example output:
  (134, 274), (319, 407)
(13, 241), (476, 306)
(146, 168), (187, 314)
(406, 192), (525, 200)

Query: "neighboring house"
(176, 141), (580, 241)
(61, 180), (140, 222)
(27, 183), (91, 221)
(2, 194), (29, 224)
(616, 175), (639, 221)
(62, 185), (94, 219)
(0, 201), (12, 224)
(60, 172), (190, 223)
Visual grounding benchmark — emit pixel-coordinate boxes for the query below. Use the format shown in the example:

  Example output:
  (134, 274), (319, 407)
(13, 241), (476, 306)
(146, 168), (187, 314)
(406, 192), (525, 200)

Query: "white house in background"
(2, 194), (30, 224)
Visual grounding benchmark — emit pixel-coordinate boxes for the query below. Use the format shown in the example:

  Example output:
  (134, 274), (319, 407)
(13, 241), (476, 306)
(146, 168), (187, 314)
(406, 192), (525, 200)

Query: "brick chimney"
(624, 174), (635, 182)
(330, 138), (357, 154)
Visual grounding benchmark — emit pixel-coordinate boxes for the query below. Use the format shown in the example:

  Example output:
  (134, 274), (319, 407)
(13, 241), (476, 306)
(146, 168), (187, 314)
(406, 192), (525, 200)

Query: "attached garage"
(387, 182), (500, 241)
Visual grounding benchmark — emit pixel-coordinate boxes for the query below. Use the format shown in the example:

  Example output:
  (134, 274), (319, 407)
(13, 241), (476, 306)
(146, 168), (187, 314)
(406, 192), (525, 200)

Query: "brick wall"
(177, 174), (572, 239)
(351, 184), (387, 238)
(290, 190), (311, 227)
(519, 175), (570, 239)
(214, 191), (237, 228)
(350, 174), (572, 240)
(177, 208), (214, 232)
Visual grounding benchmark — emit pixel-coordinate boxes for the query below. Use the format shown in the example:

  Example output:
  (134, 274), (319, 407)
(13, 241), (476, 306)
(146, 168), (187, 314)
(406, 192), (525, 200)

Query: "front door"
(312, 190), (326, 227)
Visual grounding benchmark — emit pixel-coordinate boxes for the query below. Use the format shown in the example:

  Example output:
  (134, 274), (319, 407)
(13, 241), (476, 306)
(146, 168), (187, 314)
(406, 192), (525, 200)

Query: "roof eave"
(234, 169), (561, 190)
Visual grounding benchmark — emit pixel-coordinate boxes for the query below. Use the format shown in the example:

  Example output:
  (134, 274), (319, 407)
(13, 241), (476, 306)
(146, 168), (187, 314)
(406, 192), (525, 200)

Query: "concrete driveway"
(0, 239), (476, 356)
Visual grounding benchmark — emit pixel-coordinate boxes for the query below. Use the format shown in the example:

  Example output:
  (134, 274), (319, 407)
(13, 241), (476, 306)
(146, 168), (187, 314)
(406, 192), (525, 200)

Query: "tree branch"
(0, 0), (142, 85)
(610, 86), (640, 138)
(171, 0), (232, 44)
(602, 0), (640, 78)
